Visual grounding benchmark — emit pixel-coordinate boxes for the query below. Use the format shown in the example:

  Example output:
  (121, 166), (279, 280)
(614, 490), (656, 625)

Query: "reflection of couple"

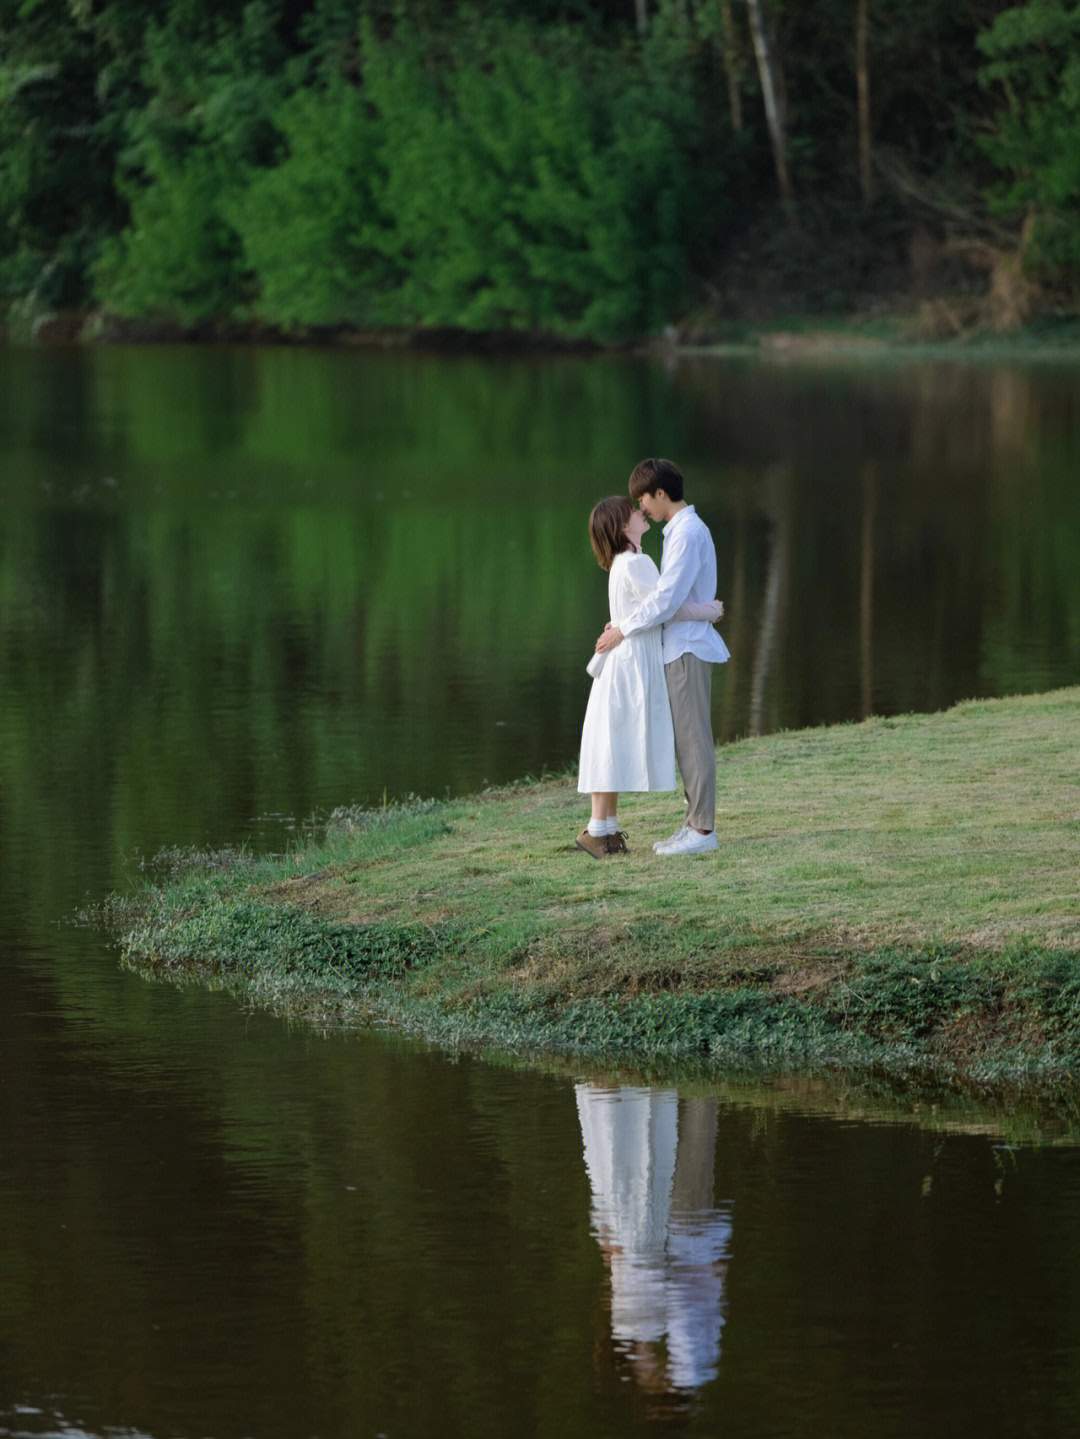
(576, 458), (730, 860)
(575, 1084), (731, 1394)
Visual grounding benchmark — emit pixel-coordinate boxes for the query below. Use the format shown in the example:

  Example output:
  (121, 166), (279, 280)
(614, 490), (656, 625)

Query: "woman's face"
(622, 510), (650, 550)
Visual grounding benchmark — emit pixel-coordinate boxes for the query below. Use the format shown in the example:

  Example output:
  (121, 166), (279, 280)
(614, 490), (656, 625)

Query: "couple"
(576, 458), (729, 859)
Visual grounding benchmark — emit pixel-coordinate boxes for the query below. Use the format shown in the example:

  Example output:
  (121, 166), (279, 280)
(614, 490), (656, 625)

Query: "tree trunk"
(856, 0), (873, 206)
(720, 1), (743, 132)
(745, 0), (798, 229)
(635, 0), (648, 37)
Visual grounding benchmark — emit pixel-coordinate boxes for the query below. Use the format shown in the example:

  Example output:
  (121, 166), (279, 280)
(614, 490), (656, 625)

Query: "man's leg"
(664, 654), (715, 832)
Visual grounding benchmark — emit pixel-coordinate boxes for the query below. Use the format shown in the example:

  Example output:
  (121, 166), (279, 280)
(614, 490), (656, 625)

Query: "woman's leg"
(593, 792), (627, 854)
(577, 791), (618, 858)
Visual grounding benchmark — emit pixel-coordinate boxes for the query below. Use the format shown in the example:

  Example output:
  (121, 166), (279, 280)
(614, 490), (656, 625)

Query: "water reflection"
(747, 464), (794, 738)
(0, 1409), (156, 1439)
(7, 344), (1080, 1437)
(5, 348), (1080, 842)
(576, 1085), (732, 1398)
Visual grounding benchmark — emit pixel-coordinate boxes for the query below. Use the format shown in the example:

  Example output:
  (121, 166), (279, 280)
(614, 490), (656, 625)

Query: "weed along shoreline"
(115, 688), (1080, 1090)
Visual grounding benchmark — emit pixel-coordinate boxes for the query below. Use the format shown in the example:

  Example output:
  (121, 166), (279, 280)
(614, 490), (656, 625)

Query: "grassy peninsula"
(117, 689), (1080, 1087)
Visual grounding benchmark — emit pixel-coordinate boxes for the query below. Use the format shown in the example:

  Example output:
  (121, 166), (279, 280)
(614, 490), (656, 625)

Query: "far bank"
(12, 307), (1080, 362)
(116, 689), (1080, 1089)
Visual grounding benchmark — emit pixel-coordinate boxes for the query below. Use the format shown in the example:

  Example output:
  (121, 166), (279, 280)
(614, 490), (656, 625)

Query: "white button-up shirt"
(618, 506), (730, 666)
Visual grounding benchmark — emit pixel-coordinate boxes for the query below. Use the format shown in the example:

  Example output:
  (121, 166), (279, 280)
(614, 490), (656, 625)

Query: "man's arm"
(596, 598), (721, 652)
(617, 530), (697, 637)
(594, 536), (703, 653)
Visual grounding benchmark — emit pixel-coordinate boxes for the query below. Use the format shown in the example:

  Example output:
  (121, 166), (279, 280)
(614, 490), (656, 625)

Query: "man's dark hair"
(628, 457), (684, 503)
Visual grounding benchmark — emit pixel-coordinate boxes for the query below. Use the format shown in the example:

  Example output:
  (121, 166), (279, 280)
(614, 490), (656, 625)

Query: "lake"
(3, 343), (1080, 1438)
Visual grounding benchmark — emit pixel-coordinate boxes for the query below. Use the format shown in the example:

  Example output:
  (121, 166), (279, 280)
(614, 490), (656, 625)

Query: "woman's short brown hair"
(588, 495), (635, 570)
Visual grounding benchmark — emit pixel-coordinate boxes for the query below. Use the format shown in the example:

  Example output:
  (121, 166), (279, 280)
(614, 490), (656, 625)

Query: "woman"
(576, 497), (722, 858)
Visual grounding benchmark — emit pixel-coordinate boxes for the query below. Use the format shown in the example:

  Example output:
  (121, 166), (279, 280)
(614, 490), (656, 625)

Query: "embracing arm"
(596, 594), (722, 652)
(617, 529), (698, 637)
(594, 540), (719, 653)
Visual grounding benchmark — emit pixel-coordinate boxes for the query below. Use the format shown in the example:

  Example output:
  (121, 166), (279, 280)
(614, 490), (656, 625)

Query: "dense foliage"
(1, 0), (1078, 337)
(977, 0), (1080, 271)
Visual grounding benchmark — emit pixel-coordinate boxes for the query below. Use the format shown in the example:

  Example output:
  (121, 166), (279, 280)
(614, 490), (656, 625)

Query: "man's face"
(637, 489), (666, 522)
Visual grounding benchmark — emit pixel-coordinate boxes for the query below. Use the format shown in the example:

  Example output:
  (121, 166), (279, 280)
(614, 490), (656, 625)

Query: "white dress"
(575, 1085), (679, 1343)
(575, 1084), (731, 1389)
(577, 552), (677, 793)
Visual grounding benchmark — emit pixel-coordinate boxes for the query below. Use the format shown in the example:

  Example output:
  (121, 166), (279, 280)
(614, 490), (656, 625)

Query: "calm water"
(4, 344), (1080, 1438)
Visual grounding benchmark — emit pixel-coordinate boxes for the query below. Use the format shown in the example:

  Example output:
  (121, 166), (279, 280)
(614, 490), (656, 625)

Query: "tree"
(745, 0), (797, 228)
(977, 0), (1080, 273)
(856, 0), (872, 206)
(0, 3), (120, 306)
(95, 3), (283, 321)
(231, 77), (398, 327)
(719, 0), (744, 132)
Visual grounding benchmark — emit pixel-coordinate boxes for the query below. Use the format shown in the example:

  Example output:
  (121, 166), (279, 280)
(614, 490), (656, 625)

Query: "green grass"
(115, 688), (1080, 1087)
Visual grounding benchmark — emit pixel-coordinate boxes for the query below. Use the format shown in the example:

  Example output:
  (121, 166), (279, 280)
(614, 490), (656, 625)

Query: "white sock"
(587, 818), (606, 837)
(604, 817), (618, 835)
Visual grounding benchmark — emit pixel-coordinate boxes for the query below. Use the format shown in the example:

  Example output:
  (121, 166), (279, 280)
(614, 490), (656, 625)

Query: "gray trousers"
(664, 654), (715, 831)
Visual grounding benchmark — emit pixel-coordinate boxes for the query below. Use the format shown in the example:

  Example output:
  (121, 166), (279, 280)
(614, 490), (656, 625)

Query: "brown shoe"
(575, 829), (609, 859)
(608, 831), (629, 854)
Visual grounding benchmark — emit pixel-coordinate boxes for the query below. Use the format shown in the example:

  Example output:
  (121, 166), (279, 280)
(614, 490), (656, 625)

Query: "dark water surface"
(4, 345), (1080, 1438)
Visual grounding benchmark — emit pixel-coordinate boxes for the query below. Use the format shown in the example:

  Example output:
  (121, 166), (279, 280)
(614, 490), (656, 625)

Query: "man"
(594, 458), (729, 855)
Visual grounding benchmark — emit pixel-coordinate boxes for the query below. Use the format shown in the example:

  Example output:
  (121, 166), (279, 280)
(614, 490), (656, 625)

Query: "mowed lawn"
(260, 688), (1080, 994)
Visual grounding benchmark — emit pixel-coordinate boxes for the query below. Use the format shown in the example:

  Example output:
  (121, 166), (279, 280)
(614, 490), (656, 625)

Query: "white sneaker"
(659, 827), (718, 856)
(652, 826), (689, 853)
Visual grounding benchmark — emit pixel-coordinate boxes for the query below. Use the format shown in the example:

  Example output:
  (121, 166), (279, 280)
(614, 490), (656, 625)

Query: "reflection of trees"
(5, 346), (1080, 907)
(989, 366), (1037, 469)
(0, 498), (599, 910)
(748, 465), (795, 738)
(861, 462), (876, 719)
(717, 506), (750, 745)
(2, 982), (614, 1439)
(684, 357), (1080, 738)
(0, 345), (713, 902)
